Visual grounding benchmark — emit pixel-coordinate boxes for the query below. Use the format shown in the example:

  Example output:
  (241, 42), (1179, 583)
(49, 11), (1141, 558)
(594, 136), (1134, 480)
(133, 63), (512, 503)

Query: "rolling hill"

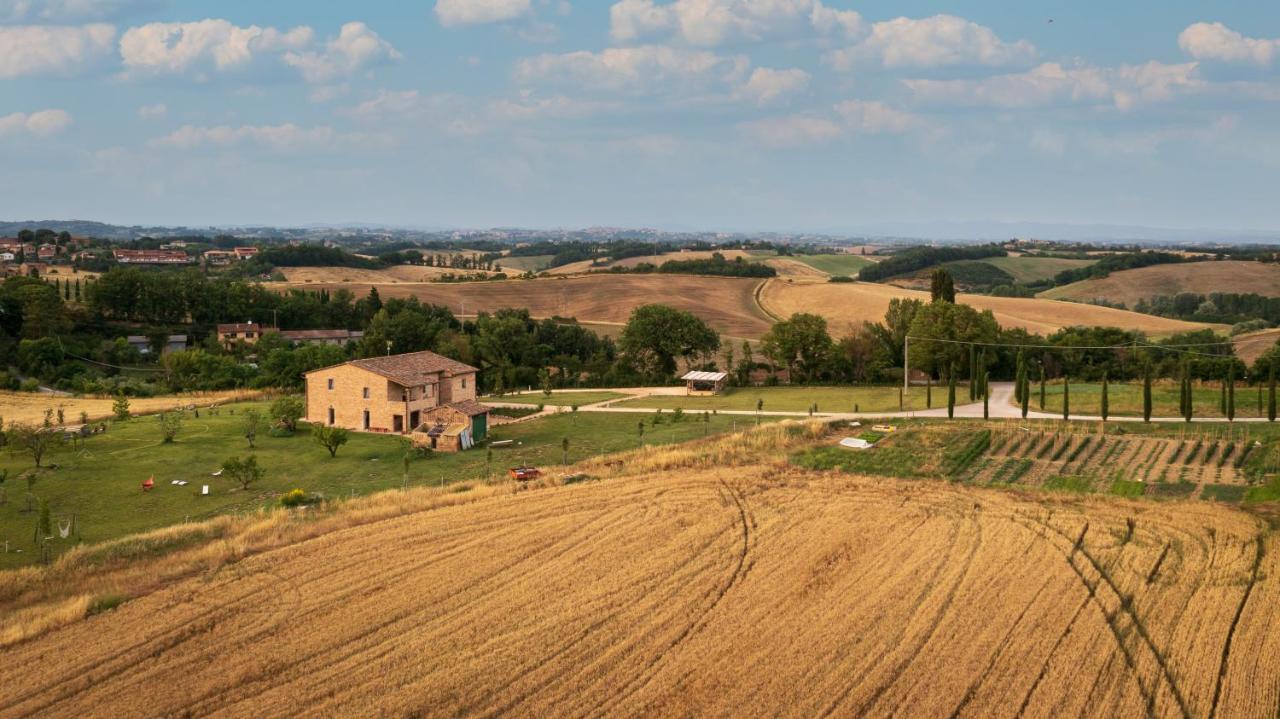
(1041, 261), (1280, 306)
(759, 279), (1224, 337)
(3, 424), (1276, 717)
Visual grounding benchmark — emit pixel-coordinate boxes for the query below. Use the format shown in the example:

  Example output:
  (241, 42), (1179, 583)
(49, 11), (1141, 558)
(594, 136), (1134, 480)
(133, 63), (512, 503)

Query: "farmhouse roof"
(681, 371), (727, 382)
(279, 329), (361, 341)
(448, 399), (490, 417)
(315, 350), (477, 386)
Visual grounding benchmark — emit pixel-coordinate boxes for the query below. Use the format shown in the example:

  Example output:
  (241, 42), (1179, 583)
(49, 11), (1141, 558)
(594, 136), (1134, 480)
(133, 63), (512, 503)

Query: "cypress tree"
(1178, 365), (1187, 419)
(1063, 376), (1070, 421)
(1101, 372), (1110, 422)
(1184, 374), (1194, 423)
(969, 344), (977, 401)
(1220, 379), (1227, 415)
(1227, 366), (1236, 422)
(1015, 351), (1025, 404)
(983, 372), (990, 419)
(1020, 367), (1029, 419)
(947, 364), (956, 419)
(1142, 366), (1152, 423)
(1039, 365), (1046, 410)
(926, 375), (932, 409)
(1269, 363), (1276, 422)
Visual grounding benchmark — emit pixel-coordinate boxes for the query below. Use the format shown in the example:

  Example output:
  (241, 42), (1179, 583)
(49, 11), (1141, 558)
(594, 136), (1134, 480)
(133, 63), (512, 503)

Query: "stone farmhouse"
(304, 350), (489, 451)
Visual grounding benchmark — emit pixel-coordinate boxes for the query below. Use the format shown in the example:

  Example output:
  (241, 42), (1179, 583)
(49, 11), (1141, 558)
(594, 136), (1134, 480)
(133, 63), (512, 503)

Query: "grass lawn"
(492, 391), (630, 406)
(615, 385), (931, 413)
(791, 254), (873, 276)
(498, 254), (554, 272)
(0, 400), (772, 569)
(1013, 382), (1273, 419)
(980, 256), (1096, 284)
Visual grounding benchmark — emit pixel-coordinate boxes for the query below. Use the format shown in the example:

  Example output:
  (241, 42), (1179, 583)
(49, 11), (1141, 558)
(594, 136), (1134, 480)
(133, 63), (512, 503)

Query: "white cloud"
(137, 102), (167, 119)
(737, 66), (809, 105)
(827, 14), (1035, 70)
(609, 0), (862, 46)
(516, 45), (749, 95)
(346, 89), (428, 120)
(282, 22), (400, 84)
(739, 114), (842, 147)
(0, 24), (115, 78)
(0, 0), (161, 22)
(0, 109), (73, 137)
(435, 0), (532, 27)
(740, 99), (922, 147)
(119, 19), (313, 76)
(149, 123), (383, 152)
(490, 92), (621, 119)
(904, 61), (1202, 110)
(833, 99), (920, 133)
(1179, 22), (1278, 66)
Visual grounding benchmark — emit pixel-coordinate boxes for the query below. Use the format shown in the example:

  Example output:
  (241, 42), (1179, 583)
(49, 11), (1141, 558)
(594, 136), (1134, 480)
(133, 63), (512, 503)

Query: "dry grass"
(276, 274), (775, 338)
(1234, 328), (1280, 365)
(760, 278), (1224, 337)
(0, 389), (264, 425)
(1, 421), (1277, 717)
(546, 249), (763, 275)
(1041, 260), (1280, 305)
(279, 265), (499, 284)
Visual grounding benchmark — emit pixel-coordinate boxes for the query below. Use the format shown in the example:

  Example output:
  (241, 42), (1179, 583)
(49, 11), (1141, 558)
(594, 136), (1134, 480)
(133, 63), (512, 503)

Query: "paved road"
(486, 382), (1277, 425)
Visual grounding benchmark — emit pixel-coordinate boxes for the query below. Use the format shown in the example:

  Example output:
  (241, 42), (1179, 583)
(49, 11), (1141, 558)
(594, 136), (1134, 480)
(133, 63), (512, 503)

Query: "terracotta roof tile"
(348, 350), (477, 386)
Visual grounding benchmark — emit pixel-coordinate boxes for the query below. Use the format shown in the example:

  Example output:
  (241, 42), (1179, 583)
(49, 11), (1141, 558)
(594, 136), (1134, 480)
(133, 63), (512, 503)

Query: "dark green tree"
(1062, 376), (1070, 421)
(1142, 367), (1152, 423)
(982, 372), (990, 420)
(1227, 366), (1235, 422)
(1039, 365), (1046, 410)
(929, 267), (956, 303)
(947, 364), (956, 419)
(1101, 372), (1110, 422)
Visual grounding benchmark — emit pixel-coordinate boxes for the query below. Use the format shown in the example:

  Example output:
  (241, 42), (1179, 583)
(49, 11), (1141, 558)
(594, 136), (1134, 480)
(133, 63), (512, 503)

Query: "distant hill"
(1040, 260), (1280, 306)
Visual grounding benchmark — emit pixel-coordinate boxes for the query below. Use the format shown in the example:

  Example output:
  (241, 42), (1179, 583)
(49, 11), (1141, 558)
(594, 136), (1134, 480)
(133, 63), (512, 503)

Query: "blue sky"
(2, 0), (1279, 232)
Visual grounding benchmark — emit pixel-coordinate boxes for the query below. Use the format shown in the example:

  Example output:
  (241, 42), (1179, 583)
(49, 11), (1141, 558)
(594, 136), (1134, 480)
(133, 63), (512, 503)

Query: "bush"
(828, 275), (854, 283)
(280, 488), (316, 507)
(18, 378), (40, 392)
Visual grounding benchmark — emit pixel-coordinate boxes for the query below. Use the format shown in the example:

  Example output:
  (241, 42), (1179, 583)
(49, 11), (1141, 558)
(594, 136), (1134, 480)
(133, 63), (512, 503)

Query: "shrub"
(828, 275), (854, 283)
(280, 488), (314, 507)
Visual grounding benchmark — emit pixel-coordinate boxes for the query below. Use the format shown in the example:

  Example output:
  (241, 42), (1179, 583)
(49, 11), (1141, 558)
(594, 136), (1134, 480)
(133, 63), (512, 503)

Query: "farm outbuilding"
(681, 371), (728, 396)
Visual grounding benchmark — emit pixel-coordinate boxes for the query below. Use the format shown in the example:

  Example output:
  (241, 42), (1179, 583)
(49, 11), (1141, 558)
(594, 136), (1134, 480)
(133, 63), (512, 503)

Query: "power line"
(904, 336), (1237, 351)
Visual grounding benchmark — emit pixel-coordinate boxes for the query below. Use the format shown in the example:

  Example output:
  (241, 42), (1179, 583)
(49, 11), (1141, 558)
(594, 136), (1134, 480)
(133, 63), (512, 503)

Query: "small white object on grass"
(201, 485), (210, 495)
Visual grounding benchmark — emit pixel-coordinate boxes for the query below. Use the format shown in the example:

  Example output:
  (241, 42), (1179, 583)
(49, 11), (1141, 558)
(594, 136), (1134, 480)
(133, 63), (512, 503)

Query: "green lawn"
(979, 256), (1096, 284)
(616, 385), (930, 413)
(791, 253), (873, 276)
(498, 254), (554, 272)
(1017, 382), (1272, 419)
(492, 391), (630, 406)
(0, 401), (771, 569)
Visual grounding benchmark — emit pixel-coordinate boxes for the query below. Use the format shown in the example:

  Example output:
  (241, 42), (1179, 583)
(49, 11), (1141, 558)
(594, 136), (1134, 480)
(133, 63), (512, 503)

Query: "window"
(362, 387), (369, 399)
(328, 407), (334, 425)
(327, 378), (334, 390)
(461, 377), (467, 389)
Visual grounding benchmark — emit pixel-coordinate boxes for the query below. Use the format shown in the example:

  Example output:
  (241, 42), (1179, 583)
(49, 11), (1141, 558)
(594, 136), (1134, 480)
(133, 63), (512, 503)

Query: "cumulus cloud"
(282, 22), (400, 84)
(609, 0), (862, 46)
(0, 24), (115, 78)
(0, 0), (161, 22)
(740, 99), (923, 147)
(119, 19), (313, 76)
(137, 102), (166, 119)
(148, 123), (389, 152)
(1179, 22), (1279, 66)
(904, 61), (1202, 110)
(736, 67), (809, 105)
(516, 45), (749, 95)
(827, 14), (1035, 70)
(435, 0), (532, 27)
(0, 109), (73, 137)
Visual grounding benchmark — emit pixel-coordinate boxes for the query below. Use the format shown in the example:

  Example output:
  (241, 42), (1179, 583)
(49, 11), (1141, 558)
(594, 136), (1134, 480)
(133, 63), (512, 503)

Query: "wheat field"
(760, 279), (1224, 336)
(1041, 261), (1280, 305)
(1, 424), (1276, 718)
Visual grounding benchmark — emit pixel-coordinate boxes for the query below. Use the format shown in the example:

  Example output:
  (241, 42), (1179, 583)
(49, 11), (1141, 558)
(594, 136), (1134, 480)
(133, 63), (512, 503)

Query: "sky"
(2, 0), (1279, 233)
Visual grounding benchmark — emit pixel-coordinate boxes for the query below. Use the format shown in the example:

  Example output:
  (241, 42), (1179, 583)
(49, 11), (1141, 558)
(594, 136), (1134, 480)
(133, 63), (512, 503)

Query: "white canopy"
(681, 371), (728, 382)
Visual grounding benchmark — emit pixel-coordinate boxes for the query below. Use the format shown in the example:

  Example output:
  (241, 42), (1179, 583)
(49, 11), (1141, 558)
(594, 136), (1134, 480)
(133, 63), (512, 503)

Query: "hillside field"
(759, 279), (1224, 337)
(0, 389), (262, 426)
(547, 249), (769, 275)
(277, 274), (775, 338)
(787, 253), (873, 276)
(1041, 260), (1280, 305)
(1235, 328), (1280, 365)
(3, 423), (1278, 717)
(981, 255), (1096, 284)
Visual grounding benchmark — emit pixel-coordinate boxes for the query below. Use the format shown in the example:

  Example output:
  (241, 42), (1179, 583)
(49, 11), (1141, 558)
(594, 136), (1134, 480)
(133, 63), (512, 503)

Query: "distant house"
(203, 250), (235, 265)
(0, 251), (15, 263)
(233, 246), (259, 260)
(216, 322), (276, 350)
(279, 329), (364, 346)
(304, 350), (488, 450)
(37, 244), (60, 261)
(126, 335), (188, 355)
(113, 249), (192, 265)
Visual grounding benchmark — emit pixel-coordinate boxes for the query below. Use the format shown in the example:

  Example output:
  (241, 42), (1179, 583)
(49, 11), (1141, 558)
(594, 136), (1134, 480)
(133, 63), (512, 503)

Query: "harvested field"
(1234, 328), (1280, 366)
(279, 265), (498, 284)
(787, 253), (874, 276)
(2, 423), (1277, 717)
(0, 389), (263, 425)
(276, 274), (775, 338)
(547, 249), (766, 275)
(1041, 260), (1280, 305)
(980, 256), (1096, 284)
(759, 279), (1224, 337)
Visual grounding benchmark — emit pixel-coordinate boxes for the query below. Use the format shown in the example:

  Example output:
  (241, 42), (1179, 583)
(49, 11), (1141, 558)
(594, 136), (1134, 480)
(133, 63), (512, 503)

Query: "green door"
(472, 413), (487, 442)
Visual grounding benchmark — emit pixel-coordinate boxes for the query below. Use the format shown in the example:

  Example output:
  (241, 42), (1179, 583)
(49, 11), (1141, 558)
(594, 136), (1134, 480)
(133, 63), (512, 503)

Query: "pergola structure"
(681, 370), (728, 396)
